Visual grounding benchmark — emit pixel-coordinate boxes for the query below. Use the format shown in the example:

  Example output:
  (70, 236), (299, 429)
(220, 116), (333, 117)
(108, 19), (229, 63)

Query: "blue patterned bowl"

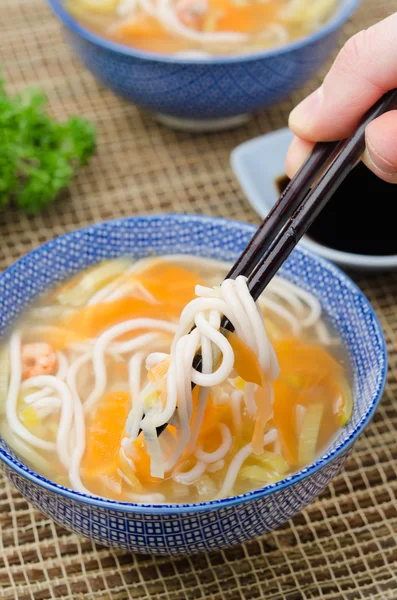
(0, 214), (386, 555)
(47, 0), (359, 130)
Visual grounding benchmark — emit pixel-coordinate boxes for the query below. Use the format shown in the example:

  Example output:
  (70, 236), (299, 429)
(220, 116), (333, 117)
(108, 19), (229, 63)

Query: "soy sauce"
(276, 163), (397, 256)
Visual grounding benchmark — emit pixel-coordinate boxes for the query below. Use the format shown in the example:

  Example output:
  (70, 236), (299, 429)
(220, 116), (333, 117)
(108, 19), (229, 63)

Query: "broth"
(276, 163), (397, 256)
(0, 256), (352, 503)
(65, 0), (340, 57)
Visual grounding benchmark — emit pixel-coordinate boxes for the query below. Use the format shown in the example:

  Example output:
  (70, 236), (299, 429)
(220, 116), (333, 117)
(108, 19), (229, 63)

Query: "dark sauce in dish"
(276, 162), (397, 256)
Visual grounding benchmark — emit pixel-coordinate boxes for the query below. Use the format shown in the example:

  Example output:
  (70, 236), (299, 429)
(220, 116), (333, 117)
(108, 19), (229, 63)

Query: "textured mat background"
(1, 1), (397, 599)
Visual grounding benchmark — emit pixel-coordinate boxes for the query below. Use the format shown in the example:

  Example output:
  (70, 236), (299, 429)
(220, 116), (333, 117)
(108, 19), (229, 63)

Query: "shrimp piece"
(175, 0), (208, 29)
(21, 343), (58, 380)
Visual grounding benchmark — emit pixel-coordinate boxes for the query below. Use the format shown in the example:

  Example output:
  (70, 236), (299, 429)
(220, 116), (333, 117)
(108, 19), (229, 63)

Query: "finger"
(363, 111), (397, 184)
(285, 136), (314, 178)
(288, 13), (397, 142)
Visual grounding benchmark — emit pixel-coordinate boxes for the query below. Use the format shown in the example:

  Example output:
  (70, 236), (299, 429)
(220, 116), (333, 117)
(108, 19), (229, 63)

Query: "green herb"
(0, 75), (96, 214)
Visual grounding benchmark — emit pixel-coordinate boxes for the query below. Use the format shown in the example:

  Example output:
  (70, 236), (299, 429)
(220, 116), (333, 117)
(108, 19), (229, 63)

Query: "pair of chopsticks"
(191, 88), (397, 371)
(154, 88), (397, 436)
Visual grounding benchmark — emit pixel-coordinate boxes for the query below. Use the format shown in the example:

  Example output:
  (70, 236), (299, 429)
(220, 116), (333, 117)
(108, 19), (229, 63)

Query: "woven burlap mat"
(1, 1), (397, 598)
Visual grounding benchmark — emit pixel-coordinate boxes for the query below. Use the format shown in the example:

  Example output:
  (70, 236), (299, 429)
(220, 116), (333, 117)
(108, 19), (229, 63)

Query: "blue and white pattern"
(0, 214), (387, 555)
(46, 0), (359, 120)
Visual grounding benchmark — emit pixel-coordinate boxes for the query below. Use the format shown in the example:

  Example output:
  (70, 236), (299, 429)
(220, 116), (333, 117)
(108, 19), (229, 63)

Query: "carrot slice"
(58, 263), (201, 338)
(200, 399), (233, 438)
(116, 15), (167, 38)
(274, 338), (343, 379)
(81, 391), (130, 495)
(228, 332), (272, 454)
(272, 379), (299, 465)
(209, 0), (278, 34)
(137, 262), (202, 308)
(59, 297), (176, 338)
(129, 435), (161, 485)
(227, 331), (262, 386)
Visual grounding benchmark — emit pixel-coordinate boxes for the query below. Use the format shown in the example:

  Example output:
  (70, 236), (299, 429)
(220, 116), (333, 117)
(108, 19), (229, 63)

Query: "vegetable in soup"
(0, 256), (352, 503)
(65, 0), (340, 56)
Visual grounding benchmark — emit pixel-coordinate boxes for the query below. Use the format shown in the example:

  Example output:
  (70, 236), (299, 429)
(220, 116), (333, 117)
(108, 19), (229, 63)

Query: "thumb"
(288, 12), (397, 142)
(363, 111), (397, 184)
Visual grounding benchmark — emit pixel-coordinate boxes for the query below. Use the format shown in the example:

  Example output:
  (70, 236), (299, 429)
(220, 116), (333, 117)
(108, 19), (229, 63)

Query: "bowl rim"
(0, 213), (387, 514)
(46, 0), (360, 65)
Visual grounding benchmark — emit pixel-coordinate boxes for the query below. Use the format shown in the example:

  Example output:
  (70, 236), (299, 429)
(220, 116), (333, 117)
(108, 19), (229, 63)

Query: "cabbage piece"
(19, 406), (41, 429)
(66, 0), (119, 16)
(254, 450), (290, 475)
(57, 259), (130, 307)
(297, 403), (324, 467)
(144, 426), (164, 479)
(18, 404), (51, 440)
(196, 474), (217, 498)
(239, 466), (280, 484)
(171, 481), (190, 499)
(304, 0), (338, 23)
(239, 450), (289, 486)
(338, 378), (353, 427)
(0, 422), (51, 474)
(280, 0), (337, 24)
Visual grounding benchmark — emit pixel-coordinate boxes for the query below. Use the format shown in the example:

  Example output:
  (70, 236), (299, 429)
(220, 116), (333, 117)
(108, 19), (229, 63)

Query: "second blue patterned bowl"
(0, 214), (387, 555)
(47, 0), (359, 130)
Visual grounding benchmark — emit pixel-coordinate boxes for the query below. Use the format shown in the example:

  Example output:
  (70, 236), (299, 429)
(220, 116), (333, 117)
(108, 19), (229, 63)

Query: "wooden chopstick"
(225, 140), (340, 280)
(153, 88), (397, 436)
(192, 88), (397, 366)
(247, 87), (397, 301)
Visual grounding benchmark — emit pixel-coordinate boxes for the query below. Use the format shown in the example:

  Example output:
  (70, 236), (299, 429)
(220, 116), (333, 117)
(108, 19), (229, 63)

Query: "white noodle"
(21, 375), (75, 470)
(296, 404), (307, 437)
(263, 428), (278, 447)
(66, 352), (92, 494)
(235, 277), (279, 379)
(111, 332), (160, 355)
(195, 424), (232, 464)
(207, 459), (225, 473)
(315, 320), (332, 345)
(272, 277), (322, 328)
(260, 296), (301, 336)
(215, 443), (252, 500)
(22, 386), (53, 405)
(162, 335), (194, 471)
(6, 332), (56, 452)
(32, 396), (62, 419)
(87, 260), (158, 305)
(186, 317), (215, 453)
(244, 382), (257, 418)
(3, 255), (333, 503)
(173, 459), (206, 484)
(84, 319), (177, 414)
(117, 0), (137, 16)
(145, 352), (168, 370)
(268, 277), (305, 316)
(125, 352), (146, 440)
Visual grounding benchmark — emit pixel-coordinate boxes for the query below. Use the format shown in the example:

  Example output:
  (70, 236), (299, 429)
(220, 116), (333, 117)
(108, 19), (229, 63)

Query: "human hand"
(286, 12), (397, 184)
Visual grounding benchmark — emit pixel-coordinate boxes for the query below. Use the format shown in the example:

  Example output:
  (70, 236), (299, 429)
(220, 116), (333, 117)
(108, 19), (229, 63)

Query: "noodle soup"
(65, 0), (340, 57)
(0, 256), (352, 504)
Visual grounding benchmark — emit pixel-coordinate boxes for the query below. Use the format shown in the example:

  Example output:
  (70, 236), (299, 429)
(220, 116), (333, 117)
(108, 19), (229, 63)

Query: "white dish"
(231, 128), (397, 272)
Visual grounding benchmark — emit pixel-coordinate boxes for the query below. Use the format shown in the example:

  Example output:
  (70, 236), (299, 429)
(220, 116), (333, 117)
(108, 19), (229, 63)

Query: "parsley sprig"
(0, 76), (96, 213)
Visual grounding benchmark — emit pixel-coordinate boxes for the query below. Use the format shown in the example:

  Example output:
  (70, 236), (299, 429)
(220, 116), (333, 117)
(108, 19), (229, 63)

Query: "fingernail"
(365, 140), (397, 175)
(289, 87), (324, 131)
